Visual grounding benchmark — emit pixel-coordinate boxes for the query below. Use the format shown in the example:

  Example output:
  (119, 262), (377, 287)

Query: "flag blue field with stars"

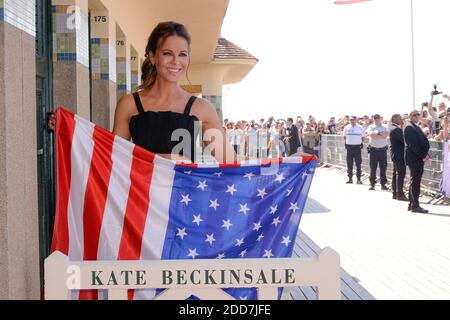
(159, 157), (318, 300)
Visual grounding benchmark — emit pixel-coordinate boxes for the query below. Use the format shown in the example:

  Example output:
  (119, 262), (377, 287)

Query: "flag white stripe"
(283, 156), (303, 164)
(68, 116), (95, 300)
(96, 137), (134, 301)
(134, 156), (176, 300)
(97, 136), (135, 262)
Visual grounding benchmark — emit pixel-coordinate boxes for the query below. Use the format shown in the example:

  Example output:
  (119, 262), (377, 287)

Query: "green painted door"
(36, 0), (55, 290)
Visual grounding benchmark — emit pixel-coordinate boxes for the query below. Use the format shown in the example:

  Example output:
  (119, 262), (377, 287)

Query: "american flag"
(51, 108), (318, 300)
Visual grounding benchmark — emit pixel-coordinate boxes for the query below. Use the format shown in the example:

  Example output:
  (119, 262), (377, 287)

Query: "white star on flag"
(205, 234), (216, 246)
(235, 238), (245, 247)
(239, 296), (248, 300)
(281, 236), (292, 247)
(180, 194), (192, 206)
(270, 206), (278, 214)
(263, 249), (274, 258)
(197, 180), (208, 191)
(176, 228), (188, 240)
(214, 172), (223, 177)
(257, 188), (267, 199)
(272, 217), (282, 227)
(257, 234), (265, 242)
(209, 199), (220, 210)
(244, 172), (255, 180)
(275, 173), (285, 183)
(253, 221), (262, 232)
(188, 248), (199, 259)
(192, 214), (203, 226)
(184, 171), (192, 175)
(302, 172), (309, 180)
(239, 249), (248, 258)
(222, 219), (233, 231)
(217, 253), (225, 259)
(226, 184), (237, 196)
(287, 189), (293, 197)
(239, 203), (250, 215)
(289, 202), (299, 213)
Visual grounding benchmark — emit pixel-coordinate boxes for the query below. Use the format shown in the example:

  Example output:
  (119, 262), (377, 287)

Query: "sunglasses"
(412, 113), (420, 117)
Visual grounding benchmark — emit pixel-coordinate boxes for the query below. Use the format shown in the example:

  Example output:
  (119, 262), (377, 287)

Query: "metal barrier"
(320, 135), (448, 204)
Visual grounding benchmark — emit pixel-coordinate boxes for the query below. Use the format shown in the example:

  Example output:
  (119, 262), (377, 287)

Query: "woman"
(48, 22), (234, 163)
(434, 114), (449, 142)
(112, 22), (234, 163)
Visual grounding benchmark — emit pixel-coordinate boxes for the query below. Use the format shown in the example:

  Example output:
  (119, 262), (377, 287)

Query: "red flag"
(334, 0), (372, 4)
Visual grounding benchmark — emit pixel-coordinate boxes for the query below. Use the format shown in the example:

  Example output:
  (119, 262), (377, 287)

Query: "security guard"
(366, 114), (389, 191)
(343, 116), (364, 184)
(404, 110), (430, 213)
(389, 114), (408, 201)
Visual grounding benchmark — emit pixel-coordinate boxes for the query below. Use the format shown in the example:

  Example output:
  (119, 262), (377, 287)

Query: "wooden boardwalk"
(291, 166), (450, 300)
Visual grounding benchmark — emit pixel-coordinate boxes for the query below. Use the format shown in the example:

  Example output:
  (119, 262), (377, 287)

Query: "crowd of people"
(223, 92), (450, 162)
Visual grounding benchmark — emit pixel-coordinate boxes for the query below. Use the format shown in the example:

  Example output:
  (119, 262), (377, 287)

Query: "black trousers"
(346, 145), (362, 179)
(369, 149), (388, 186)
(407, 160), (424, 209)
(392, 160), (406, 196)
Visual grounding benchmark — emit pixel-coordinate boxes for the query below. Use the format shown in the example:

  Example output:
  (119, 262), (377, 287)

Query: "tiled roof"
(214, 38), (258, 61)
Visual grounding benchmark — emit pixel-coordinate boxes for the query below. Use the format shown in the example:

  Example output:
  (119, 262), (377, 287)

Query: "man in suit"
(404, 110), (430, 213)
(285, 118), (301, 156)
(389, 114), (408, 201)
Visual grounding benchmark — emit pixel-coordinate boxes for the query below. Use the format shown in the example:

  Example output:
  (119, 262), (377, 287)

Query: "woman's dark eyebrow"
(161, 49), (188, 53)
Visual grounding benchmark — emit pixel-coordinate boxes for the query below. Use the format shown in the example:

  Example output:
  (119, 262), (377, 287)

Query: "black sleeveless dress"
(129, 93), (199, 163)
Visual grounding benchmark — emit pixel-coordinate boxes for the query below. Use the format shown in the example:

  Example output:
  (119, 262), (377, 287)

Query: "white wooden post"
(44, 251), (71, 300)
(316, 247), (341, 300)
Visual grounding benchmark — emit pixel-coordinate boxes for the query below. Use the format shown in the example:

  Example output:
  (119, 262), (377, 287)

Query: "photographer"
(427, 85), (448, 135)
(327, 117), (337, 134)
(366, 114), (389, 191)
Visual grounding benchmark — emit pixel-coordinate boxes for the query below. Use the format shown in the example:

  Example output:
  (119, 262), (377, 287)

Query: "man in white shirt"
(366, 114), (389, 191)
(343, 116), (364, 184)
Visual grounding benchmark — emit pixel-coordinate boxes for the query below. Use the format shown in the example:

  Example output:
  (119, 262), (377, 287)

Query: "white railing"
(45, 248), (340, 300)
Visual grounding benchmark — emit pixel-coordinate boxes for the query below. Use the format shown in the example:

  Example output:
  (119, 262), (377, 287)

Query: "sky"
(221, 0), (450, 122)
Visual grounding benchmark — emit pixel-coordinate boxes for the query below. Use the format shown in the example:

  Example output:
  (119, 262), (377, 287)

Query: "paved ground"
(299, 166), (450, 300)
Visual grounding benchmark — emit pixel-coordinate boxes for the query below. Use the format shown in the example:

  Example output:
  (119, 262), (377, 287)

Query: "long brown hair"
(137, 21), (191, 92)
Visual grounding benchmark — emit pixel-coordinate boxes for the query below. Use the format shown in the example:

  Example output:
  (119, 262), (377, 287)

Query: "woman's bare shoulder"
(191, 97), (217, 120)
(116, 93), (139, 119)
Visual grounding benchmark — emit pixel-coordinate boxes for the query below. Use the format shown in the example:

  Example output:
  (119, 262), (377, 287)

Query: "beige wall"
(53, 62), (90, 118)
(0, 23), (40, 300)
(98, 0), (229, 64)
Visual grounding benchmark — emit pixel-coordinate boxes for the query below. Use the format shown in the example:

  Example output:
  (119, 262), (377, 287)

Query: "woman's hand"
(48, 112), (56, 131)
(289, 151), (321, 168)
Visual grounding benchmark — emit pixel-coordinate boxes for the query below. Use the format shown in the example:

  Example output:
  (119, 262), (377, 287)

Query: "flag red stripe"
(82, 126), (115, 260)
(51, 108), (76, 255)
(334, 0), (372, 4)
(118, 147), (155, 300)
(118, 146), (155, 260)
(78, 127), (115, 301)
